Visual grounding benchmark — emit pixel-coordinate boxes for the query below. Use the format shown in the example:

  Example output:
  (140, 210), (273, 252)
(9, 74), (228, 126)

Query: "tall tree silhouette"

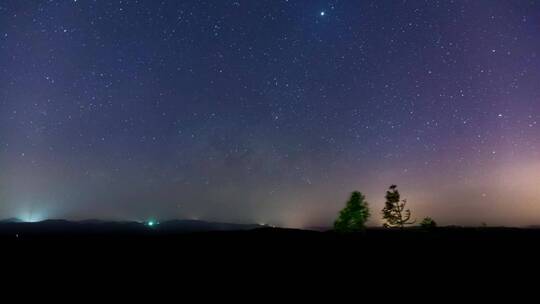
(382, 185), (415, 228)
(334, 191), (370, 232)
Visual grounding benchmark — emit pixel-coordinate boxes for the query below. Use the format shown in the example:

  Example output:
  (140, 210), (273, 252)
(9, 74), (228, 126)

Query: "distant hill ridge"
(0, 218), (265, 233)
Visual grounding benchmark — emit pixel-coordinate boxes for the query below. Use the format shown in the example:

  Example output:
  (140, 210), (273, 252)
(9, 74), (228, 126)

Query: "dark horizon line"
(3, 217), (540, 230)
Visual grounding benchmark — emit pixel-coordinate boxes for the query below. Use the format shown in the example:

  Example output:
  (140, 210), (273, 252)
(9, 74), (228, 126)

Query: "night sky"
(1, 0), (540, 227)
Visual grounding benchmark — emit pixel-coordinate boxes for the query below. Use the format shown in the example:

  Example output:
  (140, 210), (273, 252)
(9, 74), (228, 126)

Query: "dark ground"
(2, 221), (537, 292)
(4, 220), (540, 258)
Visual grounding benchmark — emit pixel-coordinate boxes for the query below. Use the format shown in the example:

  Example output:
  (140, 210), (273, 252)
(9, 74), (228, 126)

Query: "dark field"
(4, 220), (540, 255)
(3, 220), (539, 282)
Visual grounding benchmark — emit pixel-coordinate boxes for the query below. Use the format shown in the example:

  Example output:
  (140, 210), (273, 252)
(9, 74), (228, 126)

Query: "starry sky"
(1, 0), (540, 227)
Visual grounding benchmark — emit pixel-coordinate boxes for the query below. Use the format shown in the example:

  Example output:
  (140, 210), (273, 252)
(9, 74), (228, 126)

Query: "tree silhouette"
(334, 191), (370, 232)
(420, 217), (437, 229)
(381, 185), (415, 228)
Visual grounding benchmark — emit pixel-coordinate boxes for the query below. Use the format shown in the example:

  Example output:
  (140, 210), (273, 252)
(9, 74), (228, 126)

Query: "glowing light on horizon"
(146, 220), (159, 227)
(20, 212), (45, 223)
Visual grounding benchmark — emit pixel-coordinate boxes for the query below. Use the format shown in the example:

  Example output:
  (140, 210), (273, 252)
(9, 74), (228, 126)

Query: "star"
(320, 11), (325, 16)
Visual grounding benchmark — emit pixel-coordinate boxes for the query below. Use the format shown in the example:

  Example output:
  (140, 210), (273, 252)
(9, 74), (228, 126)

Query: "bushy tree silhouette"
(334, 191), (370, 232)
(381, 185), (415, 228)
(420, 217), (437, 229)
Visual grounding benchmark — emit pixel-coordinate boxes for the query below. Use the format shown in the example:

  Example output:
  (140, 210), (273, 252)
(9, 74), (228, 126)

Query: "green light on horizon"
(147, 220), (157, 227)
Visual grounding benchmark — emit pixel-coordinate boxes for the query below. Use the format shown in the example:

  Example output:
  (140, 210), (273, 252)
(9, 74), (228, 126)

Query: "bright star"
(320, 11), (325, 16)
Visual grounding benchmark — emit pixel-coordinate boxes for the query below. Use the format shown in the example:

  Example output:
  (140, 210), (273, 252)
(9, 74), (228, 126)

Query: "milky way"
(1, 1), (540, 227)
